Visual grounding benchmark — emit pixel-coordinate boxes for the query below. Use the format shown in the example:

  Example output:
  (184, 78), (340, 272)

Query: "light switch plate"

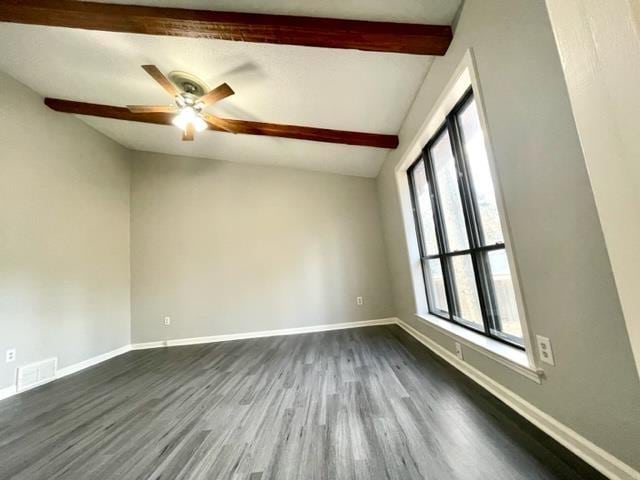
(536, 335), (555, 366)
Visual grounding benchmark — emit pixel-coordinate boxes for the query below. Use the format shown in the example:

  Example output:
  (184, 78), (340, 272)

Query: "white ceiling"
(0, 1), (461, 177)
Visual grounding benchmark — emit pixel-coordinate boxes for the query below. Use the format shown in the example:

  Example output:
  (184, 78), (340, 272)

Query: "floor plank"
(0, 325), (606, 479)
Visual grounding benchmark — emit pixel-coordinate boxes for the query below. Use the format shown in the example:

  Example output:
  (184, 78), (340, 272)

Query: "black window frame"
(408, 88), (524, 349)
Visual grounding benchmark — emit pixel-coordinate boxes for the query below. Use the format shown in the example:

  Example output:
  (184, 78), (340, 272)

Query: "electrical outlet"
(356, 296), (364, 306)
(164, 316), (171, 326)
(536, 335), (555, 366)
(6, 349), (16, 363)
(454, 342), (464, 360)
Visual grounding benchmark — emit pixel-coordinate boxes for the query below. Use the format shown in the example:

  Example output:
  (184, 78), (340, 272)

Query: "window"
(408, 89), (524, 348)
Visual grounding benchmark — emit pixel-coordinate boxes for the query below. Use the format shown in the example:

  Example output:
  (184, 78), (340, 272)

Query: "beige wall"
(545, 0), (640, 380)
(0, 72), (131, 390)
(130, 151), (394, 343)
(376, 0), (640, 470)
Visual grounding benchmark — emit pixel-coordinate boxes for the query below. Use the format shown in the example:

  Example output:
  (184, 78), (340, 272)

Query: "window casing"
(408, 89), (524, 348)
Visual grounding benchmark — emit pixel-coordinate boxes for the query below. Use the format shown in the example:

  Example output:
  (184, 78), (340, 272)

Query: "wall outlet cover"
(164, 316), (171, 326)
(455, 342), (464, 360)
(536, 334), (555, 366)
(6, 349), (16, 363)
(356, 296), (364, 305)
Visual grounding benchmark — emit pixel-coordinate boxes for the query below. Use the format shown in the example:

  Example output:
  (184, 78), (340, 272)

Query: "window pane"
(410, 161), (439, 255)
(450, 255), (483, 329)
(487, 249), (523, 343)
(458, 99), (503, 245)
(424, 258), (448, 313)
(430, 132), (469, 252)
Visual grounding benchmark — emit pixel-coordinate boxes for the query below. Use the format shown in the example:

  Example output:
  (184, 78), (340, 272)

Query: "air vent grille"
(16, 358), (57, 392)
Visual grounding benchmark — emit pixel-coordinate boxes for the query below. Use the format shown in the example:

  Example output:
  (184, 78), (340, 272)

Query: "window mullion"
(446, 116), (480, 248)
(407, 164), (438, 314)
(445, 113), (494, 336)
(407, 164), (428, 260)
(423, 148), (458, 321)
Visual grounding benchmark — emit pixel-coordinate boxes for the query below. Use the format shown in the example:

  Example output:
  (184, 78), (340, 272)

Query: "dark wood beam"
(0, 0), (452, 55)
(44, 98), (399, 149)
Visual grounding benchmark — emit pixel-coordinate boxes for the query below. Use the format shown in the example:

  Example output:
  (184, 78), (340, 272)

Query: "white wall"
(0, 72), (131, 390)
(376, 0), (640, 471)
(130, 151), (394, 343)
(545, 0), (640, 380)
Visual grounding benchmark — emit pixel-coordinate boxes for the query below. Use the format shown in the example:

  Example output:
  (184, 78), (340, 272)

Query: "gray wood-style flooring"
(0, 325), (605, 479)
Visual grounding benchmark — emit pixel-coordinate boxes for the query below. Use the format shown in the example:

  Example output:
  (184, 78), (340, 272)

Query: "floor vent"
(16, 358), (57, 392)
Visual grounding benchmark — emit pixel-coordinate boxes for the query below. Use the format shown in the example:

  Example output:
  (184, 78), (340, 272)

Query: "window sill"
(414, 313), (543, 383)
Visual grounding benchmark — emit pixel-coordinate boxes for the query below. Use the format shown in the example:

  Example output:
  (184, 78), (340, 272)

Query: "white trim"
(0, 384), (16, 401)
(56, 345), (132, 379)
(392, 48), (538, 369)
(0, 319), (397, 400)
(1, 317), (637, 479)
(131, 318), (397, 350)
(130, 340), (167, 350)
(396, 318), (640, 480)
(415, 313), (542, 383)
(0, 345), (132, 401)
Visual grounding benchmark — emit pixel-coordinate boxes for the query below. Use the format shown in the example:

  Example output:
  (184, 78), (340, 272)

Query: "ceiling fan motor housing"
(168, 71), (209, 98)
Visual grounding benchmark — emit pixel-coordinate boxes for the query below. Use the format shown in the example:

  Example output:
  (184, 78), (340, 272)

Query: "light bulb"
(192, 116), (207, 132)
(171, 107), (196, 131)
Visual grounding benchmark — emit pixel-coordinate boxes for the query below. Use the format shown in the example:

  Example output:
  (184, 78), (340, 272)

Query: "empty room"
(1, 0), (639, 479)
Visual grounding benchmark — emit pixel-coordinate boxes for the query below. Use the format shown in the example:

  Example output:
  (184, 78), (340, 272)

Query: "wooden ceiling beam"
(0, 0), (452, 55)
(44, 98), (399, 149)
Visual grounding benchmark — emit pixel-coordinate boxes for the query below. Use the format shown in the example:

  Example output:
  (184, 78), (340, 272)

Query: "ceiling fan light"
(172, 106), (196, 130)
(192, 116), (208, 132)
(175, 95), (186, 108)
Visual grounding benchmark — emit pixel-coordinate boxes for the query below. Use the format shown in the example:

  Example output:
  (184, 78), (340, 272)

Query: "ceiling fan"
(44, 65), (399, 149)
(127, 65), (237, 141)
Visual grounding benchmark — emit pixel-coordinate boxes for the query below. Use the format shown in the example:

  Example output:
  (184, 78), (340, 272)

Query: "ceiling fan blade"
(182, 123), (195, 141)
(45, 98), (400, 148)
(199, 83), (234, 106)
(141, 65), (179, 97)
(127, 105), (177, 113)
(202, 113), (237, 133)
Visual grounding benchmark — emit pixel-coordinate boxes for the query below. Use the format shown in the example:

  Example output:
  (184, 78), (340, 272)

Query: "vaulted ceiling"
(0, 0), (462, 177)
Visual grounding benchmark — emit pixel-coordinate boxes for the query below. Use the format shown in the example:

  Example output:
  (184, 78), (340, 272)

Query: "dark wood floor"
(0, 325), (605, 479)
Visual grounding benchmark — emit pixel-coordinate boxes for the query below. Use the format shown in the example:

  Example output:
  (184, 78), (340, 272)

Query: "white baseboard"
(56, 345), (132, 379)
(0, 319), (396, 399)
(130, 318), (397, 350)
(1, 317), (636, 480)
(395, 318), (640, 480)
(0, 384), (17, 401)
(0, 344), (132, 402)
(130, 340), (166, 350)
